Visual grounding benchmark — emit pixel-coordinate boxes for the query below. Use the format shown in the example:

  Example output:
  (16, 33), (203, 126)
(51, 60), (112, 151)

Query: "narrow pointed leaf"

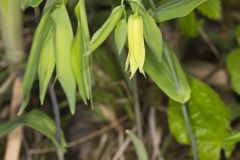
(19, 11), (53, 115)
(115, 19), (127, 55)
(88, 6), (124, 54)
(38, 27), (55, 104)
(51, 4), (76, 114)
(142, 10), (163, 62)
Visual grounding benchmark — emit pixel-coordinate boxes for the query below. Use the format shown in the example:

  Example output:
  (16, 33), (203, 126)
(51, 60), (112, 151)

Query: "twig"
(198, 28), (221, 61)
(48, 83), (64, 160)
(149, 107), (164, 160)
(132, 76), (143, 140)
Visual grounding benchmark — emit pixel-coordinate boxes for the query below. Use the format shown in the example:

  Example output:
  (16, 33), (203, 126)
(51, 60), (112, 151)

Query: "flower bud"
(125, 14), (145, 78)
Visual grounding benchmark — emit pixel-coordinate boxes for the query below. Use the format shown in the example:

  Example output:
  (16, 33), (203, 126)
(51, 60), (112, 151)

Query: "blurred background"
(0, 0), (240, 159)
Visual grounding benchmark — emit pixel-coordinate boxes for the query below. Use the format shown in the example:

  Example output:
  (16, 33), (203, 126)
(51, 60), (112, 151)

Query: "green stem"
(49, 83), (65, 160)
(181, 104), (198, 160)
(164, 44), (198, 160)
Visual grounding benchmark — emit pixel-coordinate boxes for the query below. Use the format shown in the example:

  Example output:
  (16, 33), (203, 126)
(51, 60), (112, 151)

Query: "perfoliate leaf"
(178, 12), (203, 38)
(126, 130), (148, 160)
(144, 43), (191, 103)
(19, 10), (53, 115)
(226, 48), (240, 95)
(89, 5), (124, 54)
(115, 19), (127, 55)
(142, 10), (163, 62)
(197, 0), (221, 20)
(154, 0), (206, 22)
(51, 4), (76, 114)
(21, 0), (44, 9)
(168, 77), (235, 160)
(0, 110), (66, 150)
(38, 26), (55, 104)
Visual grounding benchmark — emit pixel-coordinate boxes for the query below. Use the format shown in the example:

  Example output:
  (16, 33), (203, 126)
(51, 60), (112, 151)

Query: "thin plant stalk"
(49, 83), (65, 160)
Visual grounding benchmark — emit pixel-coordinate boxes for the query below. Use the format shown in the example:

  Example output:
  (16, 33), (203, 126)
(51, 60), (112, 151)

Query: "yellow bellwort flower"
(125, 14), (145, 78)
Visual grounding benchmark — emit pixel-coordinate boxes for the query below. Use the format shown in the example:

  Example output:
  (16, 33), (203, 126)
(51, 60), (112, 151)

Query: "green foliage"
(51, 4), (76, 114)
(0, 110), (66, 150)
(226, 48), (240, 95)
(142, 10), (163, 62)
(197, 0), (221, 20)
(126, 130), (148, 160)
(19, 10), (53, 115)
(38, 26), (55, 104)
(144, 43), (191, 103)
(70, 0), (91, 104)
(115, 19), (127, 55)
(88, 6), (124, 54)
(154, 0), (206, 22)
(236, 25), (240, 46)
(178, 12), (203, 38)
(21, 0), (44, 9)
(168, 78), (235, 160)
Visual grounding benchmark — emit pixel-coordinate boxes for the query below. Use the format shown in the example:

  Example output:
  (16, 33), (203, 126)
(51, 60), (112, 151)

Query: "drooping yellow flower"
(125, 14), (145, 78)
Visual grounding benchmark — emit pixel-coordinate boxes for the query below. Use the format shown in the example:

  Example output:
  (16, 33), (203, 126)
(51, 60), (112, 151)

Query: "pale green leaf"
(38, 26), (55, 104)
(19, 11), (53, 115)
(142, 10), (163, 62)
(197, 0), (221, 20)
(144, 43), (191, 103)
(71, 0), (91, 103)
(51, 4), (76, 114)
(168, 78), (234, 160)
(115, 19), (127, 55)
(126, 130), (148, 160)
(154, 0), (206, 22)
(88, 6), (124, 54)
(0, 110), (66, 150)
(226, 48), (240, 95)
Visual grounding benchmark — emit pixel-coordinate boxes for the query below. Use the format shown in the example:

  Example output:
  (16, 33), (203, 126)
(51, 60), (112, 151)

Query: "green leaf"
(178, 12), (203, 38)
(19, 11), (53, 115)
(21, 0), (44, 9)
(88, 6), (124, 54)
(70, 0), (91, 104)
(197, 0), (221, 20)
(115, 19), (127, 55)
(0, 110), (66, 150)
(144, 43), (191, 103)
(226, 48), (240, 95)
(168, 77), (235, 160)
(154, 0), (206, 22)
(38, 26), (55, 104)
(142, 10), (163, 62)
(126, 130), (148, 160)
(51, 4), (76, 114)
(236, 25), (240, 46)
